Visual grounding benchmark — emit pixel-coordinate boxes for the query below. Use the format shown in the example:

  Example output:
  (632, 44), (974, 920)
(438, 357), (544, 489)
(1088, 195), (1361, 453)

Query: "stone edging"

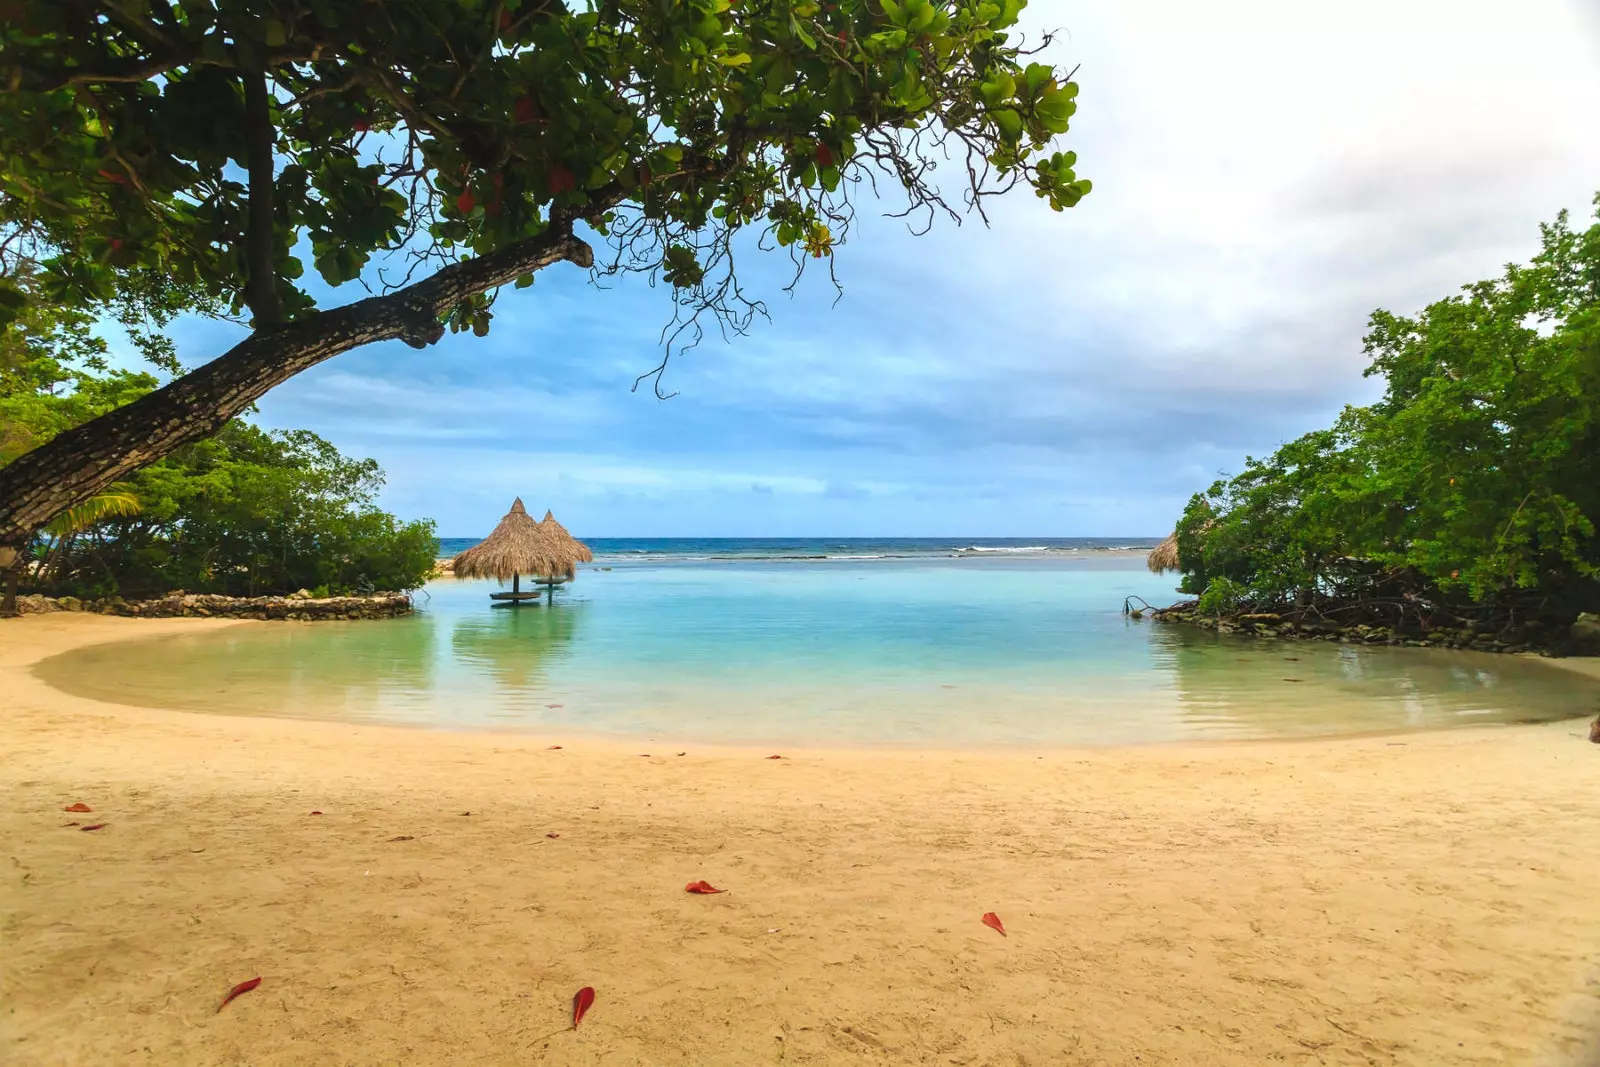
(9, 591), (412, 621)
(1148, 602), (1600, 657)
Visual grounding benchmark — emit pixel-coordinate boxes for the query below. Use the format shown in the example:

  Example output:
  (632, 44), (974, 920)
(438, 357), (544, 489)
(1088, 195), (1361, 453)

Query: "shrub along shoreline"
(1160, 198), (1599, 653)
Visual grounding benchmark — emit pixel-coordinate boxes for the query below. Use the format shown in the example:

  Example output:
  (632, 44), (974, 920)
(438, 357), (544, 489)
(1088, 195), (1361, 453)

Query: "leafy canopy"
(0, 0), (1090, 352)
(1175, 195), (1600, 619)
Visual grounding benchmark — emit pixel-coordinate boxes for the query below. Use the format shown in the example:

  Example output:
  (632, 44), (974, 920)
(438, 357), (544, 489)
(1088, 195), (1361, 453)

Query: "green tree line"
(1174, 196), (1600, 636)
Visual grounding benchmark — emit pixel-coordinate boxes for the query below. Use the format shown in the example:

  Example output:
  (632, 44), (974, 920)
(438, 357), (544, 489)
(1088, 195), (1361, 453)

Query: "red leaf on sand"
(766, 754), (784, 760)
(546, 745), (563, 750)
(545, 832), (560, 838)
(572, 986), (595, 1028)
(81, 823), (107, 832)
(981, 912), (1006, 937)
(310, 811), (323, 816)
(64, 802), (92, 813)
(685, 880), (726, 894)
(217, 976), (262, 1013)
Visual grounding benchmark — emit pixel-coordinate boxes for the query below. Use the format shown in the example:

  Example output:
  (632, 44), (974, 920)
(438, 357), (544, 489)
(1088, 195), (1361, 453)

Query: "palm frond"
(44, 491), (142, 537)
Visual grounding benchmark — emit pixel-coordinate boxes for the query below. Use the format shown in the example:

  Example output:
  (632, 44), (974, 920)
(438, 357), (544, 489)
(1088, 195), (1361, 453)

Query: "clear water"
(35, 552), (1600, 746)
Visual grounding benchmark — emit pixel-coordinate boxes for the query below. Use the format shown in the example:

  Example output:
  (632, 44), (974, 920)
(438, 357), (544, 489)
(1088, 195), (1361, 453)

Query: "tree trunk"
(0, 224), (593, 552)
(0, 554), (18, 617)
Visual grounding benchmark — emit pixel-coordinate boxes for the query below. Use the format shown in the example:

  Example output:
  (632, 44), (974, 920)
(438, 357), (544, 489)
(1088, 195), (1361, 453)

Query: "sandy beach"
(2, 614), (1599, 1066)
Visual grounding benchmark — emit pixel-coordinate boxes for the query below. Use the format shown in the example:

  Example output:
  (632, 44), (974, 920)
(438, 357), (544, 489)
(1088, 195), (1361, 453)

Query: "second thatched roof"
(451, 498), (592, 582)
(536, 509), (594, 580)
(1147, 532), (1180, 573)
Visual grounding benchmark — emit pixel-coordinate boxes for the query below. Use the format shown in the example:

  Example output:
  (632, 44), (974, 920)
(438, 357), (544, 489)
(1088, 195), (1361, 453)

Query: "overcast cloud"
(172, 0), (1600, 537)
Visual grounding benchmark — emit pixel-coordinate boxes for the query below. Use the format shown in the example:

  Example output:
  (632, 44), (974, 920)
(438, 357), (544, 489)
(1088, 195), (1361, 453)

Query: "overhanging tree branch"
(0, 221), (593, 546)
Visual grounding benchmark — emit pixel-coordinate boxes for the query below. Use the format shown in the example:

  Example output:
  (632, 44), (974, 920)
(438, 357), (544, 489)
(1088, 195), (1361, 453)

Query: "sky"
(161, 0), (1600, 538)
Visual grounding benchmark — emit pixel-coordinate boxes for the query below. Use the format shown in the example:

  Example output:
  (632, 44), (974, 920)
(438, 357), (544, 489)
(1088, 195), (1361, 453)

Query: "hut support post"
(513, 573), (521, 595)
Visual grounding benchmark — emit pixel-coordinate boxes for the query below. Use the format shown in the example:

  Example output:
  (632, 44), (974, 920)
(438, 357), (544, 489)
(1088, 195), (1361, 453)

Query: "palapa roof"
(1147, 532), (1180, 574)
(536, 509), (594, 579)
(450, 498), (592, 582)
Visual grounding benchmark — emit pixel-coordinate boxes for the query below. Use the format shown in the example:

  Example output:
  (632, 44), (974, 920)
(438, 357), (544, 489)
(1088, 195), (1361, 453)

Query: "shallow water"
(36, 553), (1600, 745)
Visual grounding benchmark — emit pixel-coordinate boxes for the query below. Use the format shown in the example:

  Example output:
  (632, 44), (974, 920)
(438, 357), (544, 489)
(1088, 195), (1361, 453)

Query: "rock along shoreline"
(8, 590), (413, 621)
(1147, 600), (1600, 658)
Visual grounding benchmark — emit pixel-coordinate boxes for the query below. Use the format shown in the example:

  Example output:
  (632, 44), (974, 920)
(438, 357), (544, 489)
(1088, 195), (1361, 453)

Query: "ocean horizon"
(435, 535), (1166, 563)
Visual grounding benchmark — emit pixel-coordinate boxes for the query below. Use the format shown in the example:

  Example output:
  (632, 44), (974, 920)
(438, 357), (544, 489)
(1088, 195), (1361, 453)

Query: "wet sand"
(3, 613), (1599, 1066)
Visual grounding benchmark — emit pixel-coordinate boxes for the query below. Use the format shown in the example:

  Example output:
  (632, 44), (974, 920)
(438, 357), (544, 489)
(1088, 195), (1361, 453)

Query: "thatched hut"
(534, 509), (594, 580)
(1147, 532), (1180, 574)
(450, 498), (591, 605)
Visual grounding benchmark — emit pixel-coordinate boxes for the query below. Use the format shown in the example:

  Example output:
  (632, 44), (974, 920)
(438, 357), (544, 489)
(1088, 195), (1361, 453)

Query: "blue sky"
(158, 0), (1600, 538)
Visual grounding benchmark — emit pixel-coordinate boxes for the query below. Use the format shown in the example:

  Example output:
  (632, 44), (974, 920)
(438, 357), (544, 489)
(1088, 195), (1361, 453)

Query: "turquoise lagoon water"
(35, 545), (1600, 745)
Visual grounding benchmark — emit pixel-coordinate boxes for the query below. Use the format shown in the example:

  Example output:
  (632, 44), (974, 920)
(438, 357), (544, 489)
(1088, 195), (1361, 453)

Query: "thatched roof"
(450, 498), (588, 582)
(1147, 532), (1180, 573)
(536, 509), (594, 580)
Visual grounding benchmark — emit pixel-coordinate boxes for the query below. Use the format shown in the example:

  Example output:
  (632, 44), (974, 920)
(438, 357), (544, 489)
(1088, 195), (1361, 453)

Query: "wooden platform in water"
(489, 591), (543, 601)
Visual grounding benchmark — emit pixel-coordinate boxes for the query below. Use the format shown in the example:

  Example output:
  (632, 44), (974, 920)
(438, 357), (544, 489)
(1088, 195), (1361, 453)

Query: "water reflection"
(34, 616), (439, 722)
(1151, 625), (1595, 738)
(448, 602), (583, 693)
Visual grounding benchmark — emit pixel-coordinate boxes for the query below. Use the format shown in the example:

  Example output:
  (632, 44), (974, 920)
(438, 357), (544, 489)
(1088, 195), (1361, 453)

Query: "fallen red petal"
(546, 745), (563, 750)
(64, 802), (93, 813)
(981, 911), (1006, 936)
(685, 880), (726, 894)
(766, 754), (784, 760)
(217, 976), (262, 1013)
(572, 985), (595, 1028)
(545, 832), (560, 838)
(80, 823), (107, 832)
(309, 810), (323, 815)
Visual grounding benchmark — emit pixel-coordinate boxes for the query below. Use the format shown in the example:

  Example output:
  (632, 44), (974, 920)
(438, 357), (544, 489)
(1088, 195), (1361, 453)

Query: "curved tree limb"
(0, 222), (593, 547)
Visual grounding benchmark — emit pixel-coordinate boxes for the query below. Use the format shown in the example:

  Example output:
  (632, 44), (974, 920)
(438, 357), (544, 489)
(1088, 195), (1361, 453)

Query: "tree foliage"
(0, 0), (1090, 546)
(0, 0), (1088, 335)
(37, 421), (440, 598)
(1176, 196), (1600, 628)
